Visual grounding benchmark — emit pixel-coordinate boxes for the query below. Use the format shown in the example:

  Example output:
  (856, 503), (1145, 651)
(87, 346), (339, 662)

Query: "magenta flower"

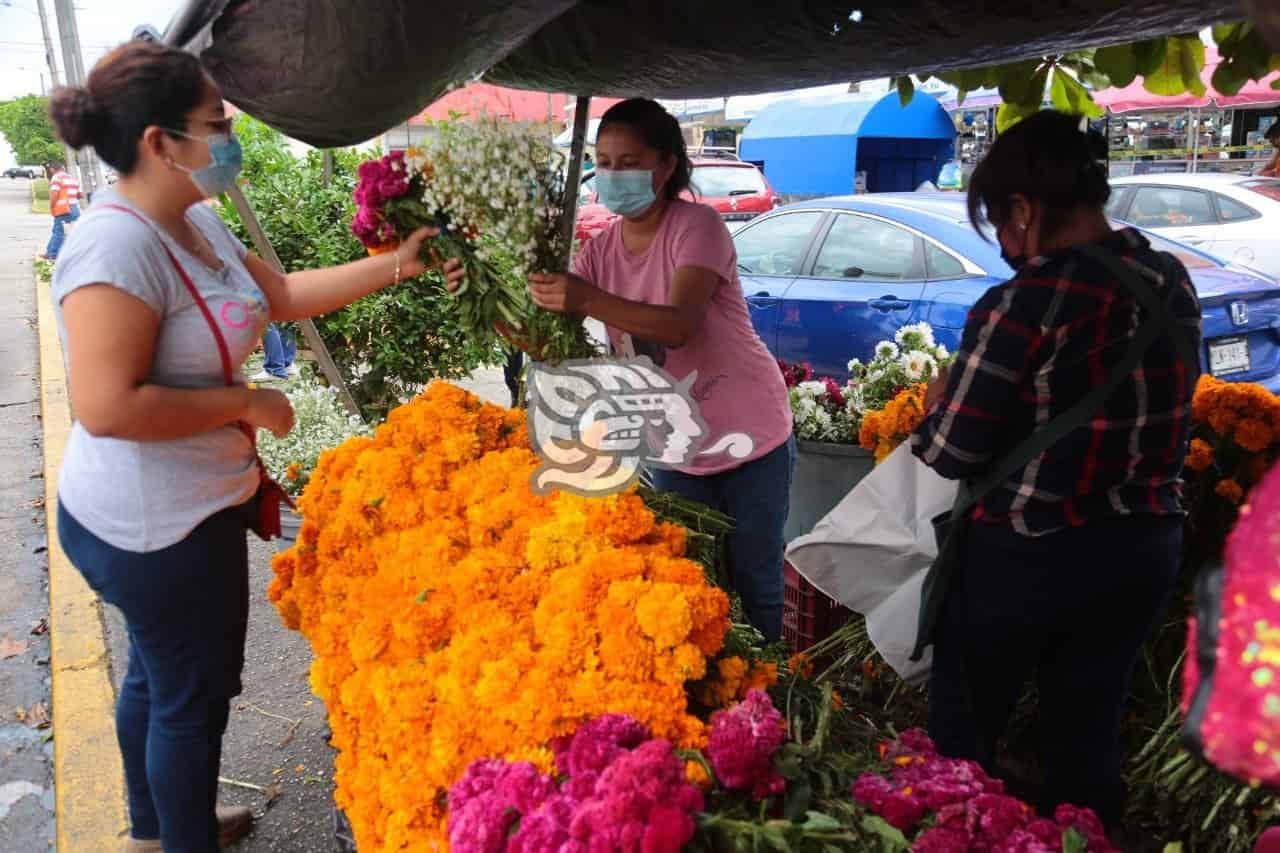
(551, 714), (650, 801)
(447, 760), (558, 853)
(913, 826), (975, 852)
(707, 689), (787, 801)
(508, 794), (576, 853)
(1054, 805), (1115, 852)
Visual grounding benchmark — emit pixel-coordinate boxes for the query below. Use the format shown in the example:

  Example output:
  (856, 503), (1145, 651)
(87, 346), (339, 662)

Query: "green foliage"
(0, 95), (62, 165)
(216, 116), (497, 421)
(903, 23), (1280, 132)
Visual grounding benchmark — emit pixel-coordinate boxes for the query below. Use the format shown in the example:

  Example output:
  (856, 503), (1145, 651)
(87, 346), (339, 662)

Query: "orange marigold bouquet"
(858, 384), (929, 464)
(269, 382), (731, 850)
(1182, 375), (1280, 568)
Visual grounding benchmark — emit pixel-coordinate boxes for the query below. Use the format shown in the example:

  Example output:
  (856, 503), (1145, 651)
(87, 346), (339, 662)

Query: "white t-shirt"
(52, 191), (271, 552)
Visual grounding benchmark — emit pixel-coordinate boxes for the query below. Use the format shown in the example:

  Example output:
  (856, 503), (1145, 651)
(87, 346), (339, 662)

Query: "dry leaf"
(0, 636), (28, 659)
(293, 764), (305, 773)
(29, 619), (47, 636)
(15, 702), (48, 728)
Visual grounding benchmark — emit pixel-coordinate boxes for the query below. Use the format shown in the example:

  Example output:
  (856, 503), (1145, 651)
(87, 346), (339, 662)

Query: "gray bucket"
(784, 440), (875, 543)
(276, 509), (303, 553)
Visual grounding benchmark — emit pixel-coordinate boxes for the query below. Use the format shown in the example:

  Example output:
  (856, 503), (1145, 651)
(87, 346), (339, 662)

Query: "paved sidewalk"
(0, 181), (57, 850)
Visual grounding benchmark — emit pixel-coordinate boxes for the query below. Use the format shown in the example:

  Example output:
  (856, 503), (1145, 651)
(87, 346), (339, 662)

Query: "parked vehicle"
(574, 159), (780, 244)
(4, 167), (37, 179)
(733, 193), (1280, 393)
(1107, 174), (1280, 279)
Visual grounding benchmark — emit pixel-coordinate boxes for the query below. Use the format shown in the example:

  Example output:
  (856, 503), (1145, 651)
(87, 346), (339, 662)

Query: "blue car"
(732, 193), (1280, 393)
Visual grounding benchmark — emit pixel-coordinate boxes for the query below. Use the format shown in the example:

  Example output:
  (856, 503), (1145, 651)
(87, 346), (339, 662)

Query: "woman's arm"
(527, 266), (718, 349)
(61, 285), (294, 440)
(244, 227), (465, 322)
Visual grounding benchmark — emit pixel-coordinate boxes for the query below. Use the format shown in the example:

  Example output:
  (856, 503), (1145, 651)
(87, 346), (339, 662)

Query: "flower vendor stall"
(144, 1), (1280, 849)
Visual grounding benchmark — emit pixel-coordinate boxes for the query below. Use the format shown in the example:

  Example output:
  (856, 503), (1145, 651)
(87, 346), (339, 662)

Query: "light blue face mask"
(595, 168), (657, 218)
(164, 129), (243, 197)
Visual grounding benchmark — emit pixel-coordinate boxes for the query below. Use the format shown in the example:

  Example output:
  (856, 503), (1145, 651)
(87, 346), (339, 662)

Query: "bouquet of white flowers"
(257, 380), (372, 498)
(352, 119), (596, 363)
(780, 323), (954, 446)
(846, 323), (952, 418)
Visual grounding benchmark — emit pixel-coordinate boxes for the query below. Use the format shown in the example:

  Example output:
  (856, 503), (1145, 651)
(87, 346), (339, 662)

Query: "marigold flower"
(1217, 478), (1246, 505)
(268, 382), (730, 850)
(1236, 417), (1276, 454)
(1185, 438), (1215, 473)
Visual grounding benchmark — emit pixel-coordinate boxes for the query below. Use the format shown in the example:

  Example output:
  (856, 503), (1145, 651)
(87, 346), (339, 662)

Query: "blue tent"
(739, 91), (956, 196)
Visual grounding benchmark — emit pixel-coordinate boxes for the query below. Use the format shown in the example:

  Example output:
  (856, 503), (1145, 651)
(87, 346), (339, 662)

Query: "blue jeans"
(45, 204), (80, 259)
(928, 516), (1180, 828)
(262, 324), (296, 378)
(57, 499), (253, 852)
(649, 436), (796, 642)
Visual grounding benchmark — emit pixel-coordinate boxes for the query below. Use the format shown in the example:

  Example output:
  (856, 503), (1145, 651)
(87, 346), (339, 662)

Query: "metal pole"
(1191, 107), (1200, 173)
(51, 0), (104, 200)
(558, 95), (591, 267)
(224, 184), (362, 417)
(34, 0), (75, 170)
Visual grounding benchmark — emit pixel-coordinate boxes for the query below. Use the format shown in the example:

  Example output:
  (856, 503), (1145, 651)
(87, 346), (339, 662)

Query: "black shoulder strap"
(954, 245), (1196, 514)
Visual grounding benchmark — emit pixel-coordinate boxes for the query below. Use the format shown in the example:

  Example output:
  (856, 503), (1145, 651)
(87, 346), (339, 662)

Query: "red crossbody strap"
(97, 204), (275, 471)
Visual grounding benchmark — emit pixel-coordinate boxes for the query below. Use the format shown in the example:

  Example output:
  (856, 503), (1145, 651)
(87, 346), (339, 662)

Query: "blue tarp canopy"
(739, 91), (957, 196)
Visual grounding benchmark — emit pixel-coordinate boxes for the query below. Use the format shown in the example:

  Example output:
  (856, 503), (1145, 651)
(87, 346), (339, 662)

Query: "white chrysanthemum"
(895, 322), (937, 350)
(797, 380), (828, 398)
(874, 341), (900, 361)
(934, 344), (949, 361)
(902, 351), (938, 382)
(847, 358), (863, 374)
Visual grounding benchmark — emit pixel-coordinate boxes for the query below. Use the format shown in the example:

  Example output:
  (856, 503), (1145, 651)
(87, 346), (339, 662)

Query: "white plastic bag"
(785, 443), (957, 685)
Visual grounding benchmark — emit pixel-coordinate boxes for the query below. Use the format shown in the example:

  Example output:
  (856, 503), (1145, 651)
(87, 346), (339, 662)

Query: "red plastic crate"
(782, 560), (853, 652)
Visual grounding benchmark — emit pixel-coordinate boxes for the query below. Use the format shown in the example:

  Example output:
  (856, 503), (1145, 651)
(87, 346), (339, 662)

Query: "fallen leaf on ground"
(293, 764), (305, 773)
(29, 619), (47, 636)
(16, 702), (49, 728)
(0, 636), (28, 659)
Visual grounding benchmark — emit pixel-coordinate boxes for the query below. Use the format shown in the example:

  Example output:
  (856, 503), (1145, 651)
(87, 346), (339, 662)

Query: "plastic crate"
(782, 560), (853, 652)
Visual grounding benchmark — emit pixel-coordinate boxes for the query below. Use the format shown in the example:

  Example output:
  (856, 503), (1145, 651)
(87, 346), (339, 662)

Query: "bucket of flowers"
(779, 323), (954, 541)
(256, 378), (370, 550)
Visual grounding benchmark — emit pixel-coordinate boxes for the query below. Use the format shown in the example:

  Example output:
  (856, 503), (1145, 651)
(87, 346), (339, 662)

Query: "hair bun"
(49, 86), (107, 150)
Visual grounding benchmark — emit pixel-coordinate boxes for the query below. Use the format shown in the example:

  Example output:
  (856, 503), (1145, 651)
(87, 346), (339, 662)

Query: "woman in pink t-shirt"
(528, 98), (795, 642)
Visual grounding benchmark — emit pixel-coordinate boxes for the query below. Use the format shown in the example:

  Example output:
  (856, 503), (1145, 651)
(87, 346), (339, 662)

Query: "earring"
(1019, 223), (1028, 231)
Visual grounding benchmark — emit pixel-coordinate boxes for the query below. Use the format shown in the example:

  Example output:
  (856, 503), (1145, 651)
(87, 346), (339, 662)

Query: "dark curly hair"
(48, 41), (207, 176)
(598, 98), (693, 201)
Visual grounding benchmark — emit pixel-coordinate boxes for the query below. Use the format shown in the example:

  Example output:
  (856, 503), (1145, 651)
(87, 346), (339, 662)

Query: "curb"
(36, 273), (129, 849)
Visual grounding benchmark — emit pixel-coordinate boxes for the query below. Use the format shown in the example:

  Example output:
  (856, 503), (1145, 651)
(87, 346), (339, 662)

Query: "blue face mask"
(165, 130), (243, 197)
(595, 168), (657, 218)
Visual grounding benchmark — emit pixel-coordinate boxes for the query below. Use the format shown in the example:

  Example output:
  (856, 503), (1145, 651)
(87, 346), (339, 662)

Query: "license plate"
(1208, 337), (1251, 376)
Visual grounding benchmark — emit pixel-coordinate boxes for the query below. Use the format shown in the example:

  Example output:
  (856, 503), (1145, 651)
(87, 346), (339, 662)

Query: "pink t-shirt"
(573, 199), (793, 475)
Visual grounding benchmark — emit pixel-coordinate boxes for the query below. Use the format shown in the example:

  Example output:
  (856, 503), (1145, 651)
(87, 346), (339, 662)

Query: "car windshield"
(691, 165), (766, 197)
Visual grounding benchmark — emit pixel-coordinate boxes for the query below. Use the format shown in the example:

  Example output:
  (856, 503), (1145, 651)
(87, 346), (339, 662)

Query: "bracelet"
(393, 247), (402, 286)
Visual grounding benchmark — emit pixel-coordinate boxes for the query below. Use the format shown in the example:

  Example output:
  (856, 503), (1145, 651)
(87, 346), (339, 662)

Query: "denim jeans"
(928, 516), (1181, 828)
(262, 324), (296, 378)
(57, 499), (253, 853)
(649, 436), (796, 642)
(45, 204), (80, 259)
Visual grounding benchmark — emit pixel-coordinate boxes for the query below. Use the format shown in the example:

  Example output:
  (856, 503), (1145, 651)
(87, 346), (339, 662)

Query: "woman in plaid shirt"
(912, 110), (1201, 830)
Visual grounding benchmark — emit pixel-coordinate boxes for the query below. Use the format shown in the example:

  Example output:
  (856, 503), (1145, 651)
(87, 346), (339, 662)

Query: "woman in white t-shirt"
(48, 41), (461, 853)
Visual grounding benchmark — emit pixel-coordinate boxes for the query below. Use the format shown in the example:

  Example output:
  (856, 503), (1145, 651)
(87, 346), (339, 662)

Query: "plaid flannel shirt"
(911, 228), (1202, 537)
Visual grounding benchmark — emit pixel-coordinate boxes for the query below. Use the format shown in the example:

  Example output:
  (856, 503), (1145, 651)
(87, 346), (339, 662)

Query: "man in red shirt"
(38, 160), (81, 261)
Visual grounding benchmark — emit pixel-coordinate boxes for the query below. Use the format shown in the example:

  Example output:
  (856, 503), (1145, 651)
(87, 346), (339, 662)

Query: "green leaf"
(995, 59), (1047, 106)
(800, 811), (844, 832)
(758, 825), (792, 852)
(1162, 843), (1186, 853)
(1212, 60), (1252, 97)
(997, 100), (1042, 133)
(894, 76), (915, 107)
(1062, 827), (1088, 853)
(783, 778), (812, 822)
(859, 815), (910, 850)
(414, 588), (434, 604)
(1049, 69), (1103, 118)
(1132, 38), (1170, 77)
(1144, 35), (1205, 97)
(1095, 43), (1138, 88)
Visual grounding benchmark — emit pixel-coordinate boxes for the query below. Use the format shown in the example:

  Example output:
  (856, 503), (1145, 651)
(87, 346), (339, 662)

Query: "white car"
(1107, 173), (1280, 278)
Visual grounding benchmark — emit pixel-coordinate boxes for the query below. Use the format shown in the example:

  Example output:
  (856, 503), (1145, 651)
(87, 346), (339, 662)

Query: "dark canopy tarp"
(170, 0), (1244, 148)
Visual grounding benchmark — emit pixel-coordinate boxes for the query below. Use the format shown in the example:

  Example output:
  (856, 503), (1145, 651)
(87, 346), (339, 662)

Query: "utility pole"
(34, 0), (75, 169)
(51, 0), (104, 201)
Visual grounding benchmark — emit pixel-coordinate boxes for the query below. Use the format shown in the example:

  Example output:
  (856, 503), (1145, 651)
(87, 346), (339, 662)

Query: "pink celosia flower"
(551, 714), (650, 801)
(707, 689), (787, 801)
